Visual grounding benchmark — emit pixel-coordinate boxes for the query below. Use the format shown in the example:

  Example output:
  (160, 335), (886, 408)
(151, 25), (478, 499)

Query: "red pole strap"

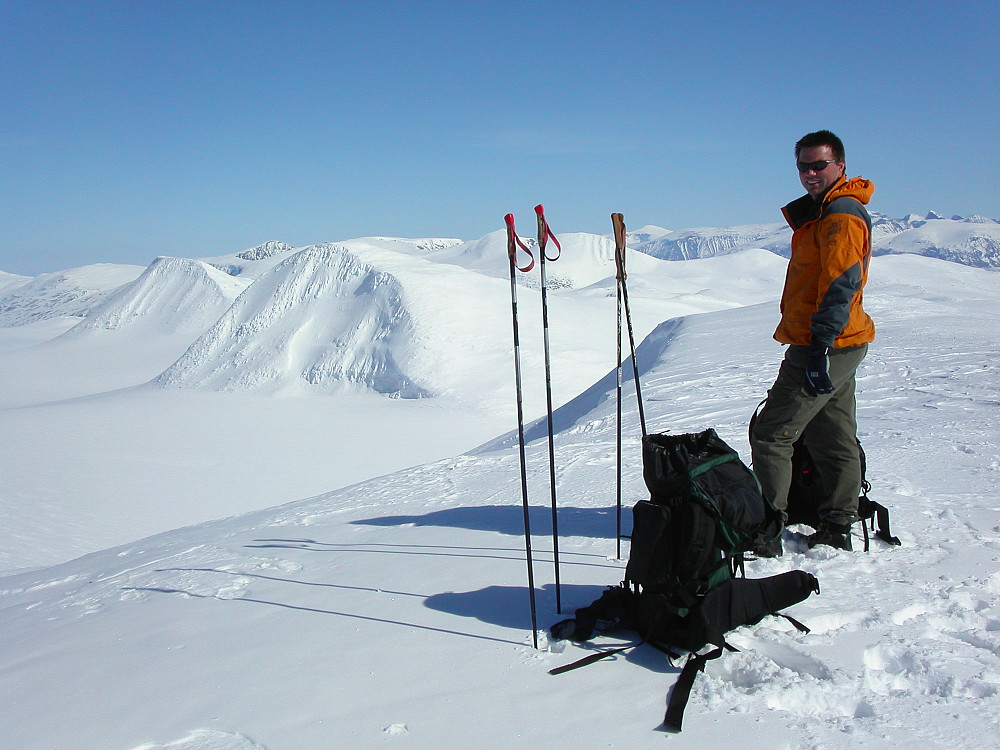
(505, 213), (535, 273)
(534, 204), (562, 262)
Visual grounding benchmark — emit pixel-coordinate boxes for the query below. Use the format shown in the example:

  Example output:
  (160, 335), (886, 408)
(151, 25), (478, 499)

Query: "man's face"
(797, 144), (845, 199)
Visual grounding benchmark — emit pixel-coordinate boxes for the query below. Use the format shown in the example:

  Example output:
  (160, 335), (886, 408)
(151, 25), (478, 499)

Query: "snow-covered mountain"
(157, 243), (433, 397)
(875, 214), (1000, 267)
(426, 228), (665, 289)
(0, 262), (144, 327)
(633, 222), (792, 261)
(60, 256), (251, 338)
(1, 211), (995, 337)
(631, 213), (1000, 268)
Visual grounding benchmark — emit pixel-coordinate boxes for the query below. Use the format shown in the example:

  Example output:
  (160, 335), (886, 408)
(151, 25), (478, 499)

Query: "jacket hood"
(828, 176), (874, 206)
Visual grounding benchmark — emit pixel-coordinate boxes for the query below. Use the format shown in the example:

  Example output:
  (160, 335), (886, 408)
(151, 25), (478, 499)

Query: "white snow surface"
(1, 233), (1000, 749)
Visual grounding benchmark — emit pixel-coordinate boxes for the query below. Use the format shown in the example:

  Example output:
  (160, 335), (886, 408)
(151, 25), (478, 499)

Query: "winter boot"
(753, 535), (784, 558)
(807, 521), (853, 551)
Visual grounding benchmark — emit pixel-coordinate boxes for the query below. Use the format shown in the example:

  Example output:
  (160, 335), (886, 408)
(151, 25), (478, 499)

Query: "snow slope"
(0, 263), (145, 327)
(0, 240), (784, 571)
(1, 252), (999, 749)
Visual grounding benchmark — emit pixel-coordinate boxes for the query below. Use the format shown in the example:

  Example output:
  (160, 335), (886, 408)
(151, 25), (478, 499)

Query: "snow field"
(1, 237), (999, 748)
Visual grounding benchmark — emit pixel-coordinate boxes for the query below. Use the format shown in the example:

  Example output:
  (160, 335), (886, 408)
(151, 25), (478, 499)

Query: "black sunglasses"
(796, 159), (839, 173)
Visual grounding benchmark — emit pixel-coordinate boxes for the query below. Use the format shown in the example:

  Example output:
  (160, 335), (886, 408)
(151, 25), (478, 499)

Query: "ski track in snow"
(1, 249), (1000, 748)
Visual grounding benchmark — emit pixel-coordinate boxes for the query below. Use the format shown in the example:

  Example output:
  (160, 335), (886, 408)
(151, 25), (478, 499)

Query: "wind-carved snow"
(235, 240), (295, 262)
(157, 243), (431, 397)
(60, 256), (250, 338)
(0, 270), (30, 297)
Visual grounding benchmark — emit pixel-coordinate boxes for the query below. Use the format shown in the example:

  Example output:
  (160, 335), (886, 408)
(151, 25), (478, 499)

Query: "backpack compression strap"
(548, 639), (645, 675)
(664, 644), (730, 731)
(662, 611), (812, 732)
(858, 495), (901, 550)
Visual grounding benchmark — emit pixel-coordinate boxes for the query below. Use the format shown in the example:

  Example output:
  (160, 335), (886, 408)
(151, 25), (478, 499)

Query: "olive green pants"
(750, 344), (868, 527)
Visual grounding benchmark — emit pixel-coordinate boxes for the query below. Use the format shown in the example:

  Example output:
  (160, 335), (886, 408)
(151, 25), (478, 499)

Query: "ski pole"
(504, 213), (539, 648)
(612, 213), (648, 556)
(613, 214), (625, 560)
(534, 204), (563, 614)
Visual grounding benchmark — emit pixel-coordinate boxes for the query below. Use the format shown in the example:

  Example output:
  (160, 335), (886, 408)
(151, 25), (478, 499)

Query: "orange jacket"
(775, 175), (875, 349)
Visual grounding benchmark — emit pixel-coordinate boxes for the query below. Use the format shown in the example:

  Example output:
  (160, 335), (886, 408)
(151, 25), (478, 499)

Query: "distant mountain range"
(628, 212), (1000, 268)
(1, 212), (996, 400)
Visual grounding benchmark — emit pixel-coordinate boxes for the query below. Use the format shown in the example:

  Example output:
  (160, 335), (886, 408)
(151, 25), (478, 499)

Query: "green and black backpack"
(550, 429), (819, 731)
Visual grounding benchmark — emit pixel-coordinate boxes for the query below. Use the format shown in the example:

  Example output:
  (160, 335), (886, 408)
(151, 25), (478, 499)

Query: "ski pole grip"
(505, 214), (516, 261)
(505, 213), (536, 272)
(534, 204), (545, 216)
(612, 213), (627, 280)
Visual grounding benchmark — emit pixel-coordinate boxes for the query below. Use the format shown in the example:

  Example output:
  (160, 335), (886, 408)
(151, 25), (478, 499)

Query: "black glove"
(804, 346), (835, 395)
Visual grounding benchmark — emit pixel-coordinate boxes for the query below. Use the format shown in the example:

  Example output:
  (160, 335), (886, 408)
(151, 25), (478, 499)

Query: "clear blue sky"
(2, 0), (997, 276)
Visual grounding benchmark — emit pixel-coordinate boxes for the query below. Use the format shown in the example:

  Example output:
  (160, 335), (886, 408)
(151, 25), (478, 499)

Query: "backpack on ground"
(549, 429), (820, 732)
(786, 433), (901, 549)
(750, 401), (901, 550)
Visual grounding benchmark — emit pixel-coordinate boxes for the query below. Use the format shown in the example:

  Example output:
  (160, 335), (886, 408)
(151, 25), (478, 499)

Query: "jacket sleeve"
(810, 200), (871, 349)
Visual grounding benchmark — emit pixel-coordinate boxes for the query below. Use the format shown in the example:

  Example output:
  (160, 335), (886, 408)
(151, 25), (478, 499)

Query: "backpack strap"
(663, 643), (734, 731)
(870, 501), (901, 547)
(780, 613), (811, 634)
(548, 639), (645, 675)
(857, 494), (902, 550)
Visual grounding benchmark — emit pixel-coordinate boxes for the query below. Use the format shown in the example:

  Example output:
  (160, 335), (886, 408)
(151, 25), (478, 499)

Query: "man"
(750, 130), (875, 554)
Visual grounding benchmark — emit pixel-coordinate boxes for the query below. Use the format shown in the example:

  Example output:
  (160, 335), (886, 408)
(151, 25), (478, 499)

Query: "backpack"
(549, 429), (820, 731)
(750, 401), (901, 550)
(786, 435), (900, 549)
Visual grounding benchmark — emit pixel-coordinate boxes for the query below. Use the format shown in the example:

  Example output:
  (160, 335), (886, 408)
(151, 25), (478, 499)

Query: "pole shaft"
(505, 214), (538, 648)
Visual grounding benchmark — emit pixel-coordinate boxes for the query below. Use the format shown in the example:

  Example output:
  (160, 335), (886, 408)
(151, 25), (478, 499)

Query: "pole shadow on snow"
(246, 538), (619, 572)
(424, 583), (596, 630)
(124, 568), (525, 646)
(422, 584), (681, 676)
(349, 504), (634, 541)
(420, 580), (673, 675)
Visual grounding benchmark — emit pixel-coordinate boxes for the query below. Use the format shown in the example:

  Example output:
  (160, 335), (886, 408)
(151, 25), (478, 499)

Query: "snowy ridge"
(156, 238), (544, 406)
(1, 213), (996, 336)
(61, 256), (251, 338)
(427, 228), (664, 290)
(0, 270), (30, 297)
(538, 231), (665, 289)
(634, 222), (791, 260)
(0, 263), (145, 327)
(157, 243), (430, 397)
(877, 218), (1000, 267)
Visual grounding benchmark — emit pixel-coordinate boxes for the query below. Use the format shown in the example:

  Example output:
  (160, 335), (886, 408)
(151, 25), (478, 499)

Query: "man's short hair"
(795, 130), (846, 162)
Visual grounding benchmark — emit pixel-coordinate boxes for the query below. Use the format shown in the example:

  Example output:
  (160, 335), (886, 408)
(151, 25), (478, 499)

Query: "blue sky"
(2, 0), (997, 276)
